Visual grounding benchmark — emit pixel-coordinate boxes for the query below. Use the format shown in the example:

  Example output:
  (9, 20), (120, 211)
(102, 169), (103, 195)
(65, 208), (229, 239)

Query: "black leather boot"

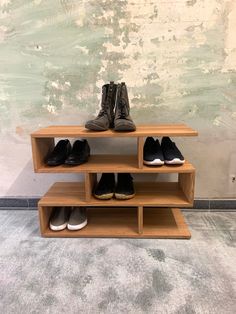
(94, 173), (115, 199)
(85, 82), (117, 131)
(114, 82), (136, 132)
(115, 173), (135, 199)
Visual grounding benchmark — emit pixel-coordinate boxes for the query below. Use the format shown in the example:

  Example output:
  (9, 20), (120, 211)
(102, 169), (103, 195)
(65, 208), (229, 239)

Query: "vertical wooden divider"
(138, 206), (143, 234)
(137, 137), (144, 169)
(31, 137), (54, 171)
(39, 206), (53, 235)
(85, 173), (97, 202)
(178, 172), (195, 204)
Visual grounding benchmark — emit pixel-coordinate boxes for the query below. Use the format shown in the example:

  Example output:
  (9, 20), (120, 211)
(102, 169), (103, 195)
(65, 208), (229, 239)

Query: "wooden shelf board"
(31, 124), (198, 138)
(41, 207), (190, 239)
(39, 182), (192, 207)
(143, 207), (190, 238)
(36, 155), (195, 173)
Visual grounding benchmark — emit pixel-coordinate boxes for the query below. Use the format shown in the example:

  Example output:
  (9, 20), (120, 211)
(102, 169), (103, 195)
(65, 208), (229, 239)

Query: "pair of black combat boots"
(85, 82), (136, 132)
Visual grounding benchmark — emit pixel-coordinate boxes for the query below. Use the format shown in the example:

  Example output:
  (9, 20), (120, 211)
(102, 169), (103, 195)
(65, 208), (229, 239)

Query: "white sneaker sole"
(165, 159), (185, 165)
(50, 222), (68, 231)
(144, 159), (164, 166)
(67, 219), (88, 231)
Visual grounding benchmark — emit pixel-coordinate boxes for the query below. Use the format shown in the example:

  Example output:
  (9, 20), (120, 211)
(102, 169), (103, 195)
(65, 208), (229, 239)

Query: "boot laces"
(118, 99), (128, 119)
(98, 86), (113, 117)
(98, 105), (108, 117)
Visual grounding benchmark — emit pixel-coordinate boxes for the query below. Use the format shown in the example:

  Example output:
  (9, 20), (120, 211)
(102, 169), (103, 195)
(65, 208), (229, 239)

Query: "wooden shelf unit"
(31, 124), (197, 239)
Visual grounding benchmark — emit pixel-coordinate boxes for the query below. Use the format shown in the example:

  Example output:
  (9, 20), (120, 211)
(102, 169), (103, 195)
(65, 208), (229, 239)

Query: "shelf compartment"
(31, 124), (198, 172)
(40, 207), (138, 237)
(33, 154), (195, 173)
(31, 124), (198, 138)
(39, 181), (193, 207)
(39, 206), (190, 239)
(143, 207), (191, 239)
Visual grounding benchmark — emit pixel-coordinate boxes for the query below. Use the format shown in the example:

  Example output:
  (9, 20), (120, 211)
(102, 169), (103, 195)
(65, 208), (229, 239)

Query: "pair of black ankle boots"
(85, 81), (136, 132)
(94, 173), (135, 200)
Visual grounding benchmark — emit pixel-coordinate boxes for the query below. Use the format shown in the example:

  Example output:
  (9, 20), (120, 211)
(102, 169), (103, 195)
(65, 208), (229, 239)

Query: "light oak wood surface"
(33, 124), (196, 239)
(40, 207), (190, 239)
(35, 155), (195, 173)
(138, 206), (143, 234)
(38, 181), (192, 207)
(31, 124), (198, 138)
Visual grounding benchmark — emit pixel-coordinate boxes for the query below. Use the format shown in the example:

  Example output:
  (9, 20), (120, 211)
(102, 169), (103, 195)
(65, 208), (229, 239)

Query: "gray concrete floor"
(0, 210), (235, 314)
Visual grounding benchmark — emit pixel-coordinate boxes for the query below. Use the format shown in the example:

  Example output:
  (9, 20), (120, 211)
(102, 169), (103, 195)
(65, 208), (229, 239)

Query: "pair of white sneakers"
(49, 207), (87, 231)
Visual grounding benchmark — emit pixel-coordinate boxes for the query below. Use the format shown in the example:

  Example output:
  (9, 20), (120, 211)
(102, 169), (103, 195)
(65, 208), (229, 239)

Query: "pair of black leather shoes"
(46, 139), (90, 166)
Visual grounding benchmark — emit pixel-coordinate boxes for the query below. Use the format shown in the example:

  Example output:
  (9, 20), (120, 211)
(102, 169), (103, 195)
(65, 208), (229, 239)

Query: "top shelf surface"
(31, 124), (198, 138)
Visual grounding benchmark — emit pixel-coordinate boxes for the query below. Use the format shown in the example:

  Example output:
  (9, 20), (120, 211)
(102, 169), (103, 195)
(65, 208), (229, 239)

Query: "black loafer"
(46, 139), (71, 166)
(65, 140), (90, 165)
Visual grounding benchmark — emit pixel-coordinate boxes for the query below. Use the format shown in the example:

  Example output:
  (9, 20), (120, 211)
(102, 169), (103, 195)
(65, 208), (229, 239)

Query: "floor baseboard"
(0, 198), (236, 210)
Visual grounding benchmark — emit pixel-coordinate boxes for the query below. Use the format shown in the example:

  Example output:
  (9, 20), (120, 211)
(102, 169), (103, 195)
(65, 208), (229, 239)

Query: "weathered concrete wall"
(0, 0), (236, 197)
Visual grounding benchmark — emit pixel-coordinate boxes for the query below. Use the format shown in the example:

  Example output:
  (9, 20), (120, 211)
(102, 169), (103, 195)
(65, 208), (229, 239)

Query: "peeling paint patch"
(186, 0), (197, 7)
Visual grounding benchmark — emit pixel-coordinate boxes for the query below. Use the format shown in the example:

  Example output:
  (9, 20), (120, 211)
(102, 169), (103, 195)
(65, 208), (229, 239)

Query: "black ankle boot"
(115, 173), (135, 199)
(85, 82), (117, 131)
(114, 82), (136, 132)
(94, 173), (115, 199)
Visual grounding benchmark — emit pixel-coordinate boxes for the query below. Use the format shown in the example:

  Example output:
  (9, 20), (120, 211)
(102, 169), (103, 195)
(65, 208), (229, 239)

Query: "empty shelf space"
(39, 182), (87, 206)
(143, 208), (190, 238)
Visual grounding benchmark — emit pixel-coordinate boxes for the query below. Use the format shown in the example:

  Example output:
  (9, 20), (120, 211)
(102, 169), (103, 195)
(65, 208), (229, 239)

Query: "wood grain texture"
(34, 123), (196, 239)
(143, 207), (191, 238)
(178, 172), (195, 204)
(31, 137), (54, 171)
(31, 124), (198, 138)
(34, 154), (195, 174)
(138, 137), (144, 169)
(85, 173), (97, 202)
(38, 206), (53, 235)
(38, 181), (192, 207)
(39, 207), (190, 239)
(138, 206), (143, 234)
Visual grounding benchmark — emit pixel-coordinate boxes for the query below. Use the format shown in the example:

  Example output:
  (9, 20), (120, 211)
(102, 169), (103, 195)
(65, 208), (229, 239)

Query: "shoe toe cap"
(114, 120), (136, 131)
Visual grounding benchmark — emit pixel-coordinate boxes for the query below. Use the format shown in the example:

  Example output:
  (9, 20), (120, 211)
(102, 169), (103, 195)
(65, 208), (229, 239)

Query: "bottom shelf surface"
(40, 207), (191, 239)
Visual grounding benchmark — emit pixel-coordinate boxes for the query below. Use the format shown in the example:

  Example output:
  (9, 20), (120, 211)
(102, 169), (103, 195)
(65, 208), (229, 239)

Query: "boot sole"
(46, 161), (65, 166)
(115, 193), (135, 200)
(85, 122), (108, 131)
(64, 158), (89, 166)
(94, 193), (114, 200)
(114, 124), (136, 132)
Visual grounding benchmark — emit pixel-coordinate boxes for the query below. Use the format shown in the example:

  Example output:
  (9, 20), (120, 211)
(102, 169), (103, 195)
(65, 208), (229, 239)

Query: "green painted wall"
(1, 0), (236, 197)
